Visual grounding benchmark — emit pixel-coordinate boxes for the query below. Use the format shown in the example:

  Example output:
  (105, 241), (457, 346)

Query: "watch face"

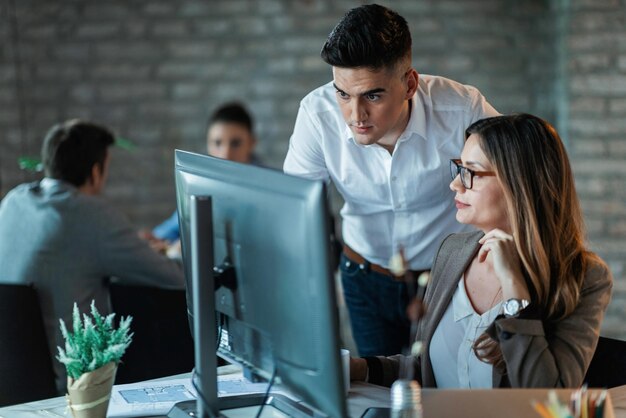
(503, 299), (530, 316)
(504, 299), (521, 316)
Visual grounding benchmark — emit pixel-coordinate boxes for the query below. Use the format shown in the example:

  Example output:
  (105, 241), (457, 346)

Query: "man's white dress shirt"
(284, 75), (498, 270)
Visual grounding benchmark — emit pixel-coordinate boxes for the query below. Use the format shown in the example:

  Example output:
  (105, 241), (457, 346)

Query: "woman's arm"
(352, 354), (418, 388)
(351, 234), (462, 388)
(489, 262), (612, 388)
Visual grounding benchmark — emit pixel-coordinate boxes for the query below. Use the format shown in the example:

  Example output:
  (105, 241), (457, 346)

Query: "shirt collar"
(453, 274), (504, 322)
(40, 177), (59, 186)
(407, 89), (429, 141)
(38, 177), (78, 193)
(41, 177), (67, 187)
(453, 276), (474, 322)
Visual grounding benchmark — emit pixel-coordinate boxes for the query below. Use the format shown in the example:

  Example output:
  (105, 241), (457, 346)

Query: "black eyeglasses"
(449, 159), (496, 189)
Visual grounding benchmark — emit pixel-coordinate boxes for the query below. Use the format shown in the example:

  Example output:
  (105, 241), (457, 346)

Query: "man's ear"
(405, 69), (419, 99)
(78, 163), (100, 195)
(89, 163), (101, 186)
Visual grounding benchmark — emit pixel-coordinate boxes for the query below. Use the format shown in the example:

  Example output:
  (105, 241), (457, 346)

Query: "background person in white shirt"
(283, 3), (499, 357)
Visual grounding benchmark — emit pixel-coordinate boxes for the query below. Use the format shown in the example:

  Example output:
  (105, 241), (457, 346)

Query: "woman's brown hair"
(467, 114), (604, 368)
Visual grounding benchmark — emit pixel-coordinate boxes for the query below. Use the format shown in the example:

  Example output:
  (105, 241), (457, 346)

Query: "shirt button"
(391, 176), (397, 181)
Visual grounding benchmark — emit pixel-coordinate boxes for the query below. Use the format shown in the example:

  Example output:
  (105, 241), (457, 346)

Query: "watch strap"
(503, 298), (530, 317)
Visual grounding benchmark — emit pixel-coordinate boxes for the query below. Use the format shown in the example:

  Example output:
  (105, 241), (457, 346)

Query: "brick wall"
(567, 0), (626, 338)
(1, 0), (625, 337)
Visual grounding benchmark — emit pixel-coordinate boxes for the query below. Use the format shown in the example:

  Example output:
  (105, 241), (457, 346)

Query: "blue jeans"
(340, 253), (411, 357)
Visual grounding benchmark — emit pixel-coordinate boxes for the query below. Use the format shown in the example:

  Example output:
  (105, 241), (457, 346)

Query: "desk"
(611, 387), (626, 418)
(0, 381), (388, 418)
(1, 374), (624, 418)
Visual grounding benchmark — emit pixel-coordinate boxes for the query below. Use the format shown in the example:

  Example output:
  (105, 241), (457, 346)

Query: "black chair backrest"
(0, 284), (57, 406)
(110, 283), (195, 384)
(584, 336), (626, 388)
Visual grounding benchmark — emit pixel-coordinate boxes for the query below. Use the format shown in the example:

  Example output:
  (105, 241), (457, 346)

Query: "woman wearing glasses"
(351, 113), (612, 388)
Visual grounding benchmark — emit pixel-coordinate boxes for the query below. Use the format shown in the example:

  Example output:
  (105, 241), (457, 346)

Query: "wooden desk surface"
(0, 375), (624, 418)
(421, 388), (616, 418)
(610, 386), (626, 418)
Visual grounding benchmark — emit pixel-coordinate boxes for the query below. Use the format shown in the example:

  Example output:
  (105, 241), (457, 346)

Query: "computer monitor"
(170, 150), (347, 418)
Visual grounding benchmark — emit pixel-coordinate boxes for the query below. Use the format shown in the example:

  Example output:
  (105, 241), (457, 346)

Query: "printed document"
(108, 375), (271, 417)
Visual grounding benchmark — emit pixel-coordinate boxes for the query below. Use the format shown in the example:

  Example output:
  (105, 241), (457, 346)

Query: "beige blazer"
(369, 231), (612, 388)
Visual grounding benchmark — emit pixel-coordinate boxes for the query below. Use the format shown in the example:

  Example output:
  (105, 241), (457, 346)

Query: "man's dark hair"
(208, 102), (254, 133)
(41, 120), (115, 187)
(320, 4), (412, 70)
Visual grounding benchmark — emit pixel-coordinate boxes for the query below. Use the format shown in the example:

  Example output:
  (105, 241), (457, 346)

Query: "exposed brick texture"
(568, 0), (626, 339)
(1, 0), (625, 338)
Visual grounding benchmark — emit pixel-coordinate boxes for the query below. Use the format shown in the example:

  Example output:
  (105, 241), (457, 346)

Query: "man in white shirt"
(283, 4), (499, 357)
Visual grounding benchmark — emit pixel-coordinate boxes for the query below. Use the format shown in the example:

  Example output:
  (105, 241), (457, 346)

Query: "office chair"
(0, 284), (57, 406)
(110, 283), (194, 383)
(584, 336), (626, 388)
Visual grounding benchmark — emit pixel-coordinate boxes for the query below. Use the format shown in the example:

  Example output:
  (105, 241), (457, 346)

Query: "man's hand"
(406, 298), (426, 323)
(350, 357), (368, 381)
(138, 229), (169, 255)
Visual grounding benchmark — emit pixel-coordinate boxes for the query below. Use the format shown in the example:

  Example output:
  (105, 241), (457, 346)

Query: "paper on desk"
(108, 378), (196, 417)
(107, 375), (273, 417)
(217, 374), (272, 398)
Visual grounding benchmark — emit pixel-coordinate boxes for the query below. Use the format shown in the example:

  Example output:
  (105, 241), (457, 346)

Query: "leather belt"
(342, 245), (426, 281)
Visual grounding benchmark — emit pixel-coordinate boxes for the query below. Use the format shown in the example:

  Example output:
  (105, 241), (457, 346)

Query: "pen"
(595, 390), (606, 418)
(571, 389), (579, 418)
(532, 400), (553, 418)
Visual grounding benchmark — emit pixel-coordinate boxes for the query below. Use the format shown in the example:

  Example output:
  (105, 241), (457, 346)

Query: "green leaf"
(115, 137), (136, 152)
(17, 157), (43, 172)
(17, 137), (136, 173)
(56, 301), (133, 379)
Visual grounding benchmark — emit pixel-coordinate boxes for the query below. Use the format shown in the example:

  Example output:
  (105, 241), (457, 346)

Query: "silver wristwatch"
(502, 298), (530, 318)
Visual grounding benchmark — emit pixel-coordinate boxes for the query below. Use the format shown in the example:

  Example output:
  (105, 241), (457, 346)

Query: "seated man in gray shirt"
(0, 120), (185, 393)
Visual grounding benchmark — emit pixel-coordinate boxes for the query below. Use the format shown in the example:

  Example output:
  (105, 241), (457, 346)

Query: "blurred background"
(1, 0), (626, 338)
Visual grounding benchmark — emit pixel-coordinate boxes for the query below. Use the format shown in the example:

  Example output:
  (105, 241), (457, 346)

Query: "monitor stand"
(168, 393), (324, 418)
(360, 407), (391, 418)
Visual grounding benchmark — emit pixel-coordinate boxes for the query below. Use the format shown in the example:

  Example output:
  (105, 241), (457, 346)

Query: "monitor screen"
(173, 150), (347, 418)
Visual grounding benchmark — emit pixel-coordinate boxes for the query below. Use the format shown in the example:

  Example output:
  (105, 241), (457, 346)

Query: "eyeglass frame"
(449, 158), (496, 189)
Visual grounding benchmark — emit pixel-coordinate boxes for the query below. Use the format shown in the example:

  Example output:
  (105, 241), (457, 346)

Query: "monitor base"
(167, 393), (328, 418)
(360, 407), (391, 418)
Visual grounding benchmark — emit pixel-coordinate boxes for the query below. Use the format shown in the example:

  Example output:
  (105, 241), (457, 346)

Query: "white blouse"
(429, 276), (502, 388)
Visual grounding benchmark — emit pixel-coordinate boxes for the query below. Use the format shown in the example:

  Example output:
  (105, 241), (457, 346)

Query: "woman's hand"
(478, 229), (531, 301)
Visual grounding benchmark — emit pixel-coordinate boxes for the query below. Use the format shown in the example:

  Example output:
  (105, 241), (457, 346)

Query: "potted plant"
(57, 301), (133, 418)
